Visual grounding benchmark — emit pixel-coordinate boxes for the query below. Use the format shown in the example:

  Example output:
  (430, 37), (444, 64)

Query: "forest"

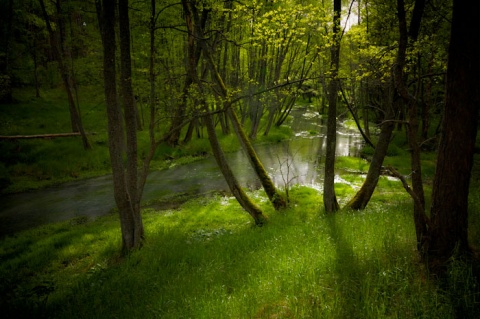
(0, 0), (479, 318)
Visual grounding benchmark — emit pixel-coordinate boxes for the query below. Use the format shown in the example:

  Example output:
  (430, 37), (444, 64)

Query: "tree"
(425, 0), (480, 264)
(191, 3), (268, 224)
(201, 41), (287, 211)
(96, 0), (144, 253)
(347, 0), (431, 212)
(393, 0), (429, 251)
(38, 0), (91, 150)
(166, 0), (207, 146)
(323, 0), (341, 213)
(0, 0), (13, 102)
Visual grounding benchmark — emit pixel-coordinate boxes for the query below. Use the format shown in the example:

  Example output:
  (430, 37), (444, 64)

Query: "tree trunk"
(200, 37), (287, 211)
(205, 108), (266, 225)
(347, 102), (395, 210)
(426, 0), (480, 263)
(394, 0), (428, 251)
(228, 107), (287, 210)
(323, 0), (341, 213)
(97, 0), (143, 253)
(119, 0), (144, 247)
(167, 0), (207, 146)
(38, 0), (90, 150)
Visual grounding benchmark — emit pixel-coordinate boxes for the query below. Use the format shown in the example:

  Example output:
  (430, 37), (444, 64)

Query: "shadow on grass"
(0, 218), (118, 319)
(323, 210), (425, 318)
(325, 213), (369, 318)
(43, 218), (285, 318)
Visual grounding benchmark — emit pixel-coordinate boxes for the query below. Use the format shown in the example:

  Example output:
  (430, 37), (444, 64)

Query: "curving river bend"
(0, 106), (363, 237)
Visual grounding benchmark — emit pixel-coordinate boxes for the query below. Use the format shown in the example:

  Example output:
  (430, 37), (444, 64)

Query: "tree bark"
(323, 0), (341, 213)
(394, 0), (428, 251)
(227, 107), (287, 210)
(347, 102), (395, 210)
(204, 108), (266, 225)
(426, 0), (480, 263)
(119, 0), (144, 248)
(97, 0), (143, 253)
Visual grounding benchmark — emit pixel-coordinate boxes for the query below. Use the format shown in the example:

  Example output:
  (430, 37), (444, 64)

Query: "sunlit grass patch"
(3, 185), (476, 318)
(336, 155), (370, 173)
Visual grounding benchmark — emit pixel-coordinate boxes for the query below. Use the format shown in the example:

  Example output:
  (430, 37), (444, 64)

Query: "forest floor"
(1, 87), (480, 318)
(1, 174), (480, 318)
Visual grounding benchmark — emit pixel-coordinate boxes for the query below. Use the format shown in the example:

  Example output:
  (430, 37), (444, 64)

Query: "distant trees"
(38, 0), (91, 150)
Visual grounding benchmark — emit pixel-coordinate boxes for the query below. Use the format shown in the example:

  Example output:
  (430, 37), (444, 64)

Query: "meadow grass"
(1, 184), (479, 319)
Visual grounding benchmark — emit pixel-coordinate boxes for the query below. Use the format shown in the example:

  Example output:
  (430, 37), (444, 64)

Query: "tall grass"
(1, 186), (478, 318)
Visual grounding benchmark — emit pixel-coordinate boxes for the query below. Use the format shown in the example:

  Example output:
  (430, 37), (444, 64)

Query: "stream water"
(0, 106), (363, 237)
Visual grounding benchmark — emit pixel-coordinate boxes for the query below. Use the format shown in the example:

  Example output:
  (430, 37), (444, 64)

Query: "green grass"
(1, 186), (479, 319)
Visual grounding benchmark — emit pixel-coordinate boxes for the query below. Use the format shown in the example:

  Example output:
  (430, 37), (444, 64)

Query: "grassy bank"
(2, 89), (480, 318)
(2, 153), (480, 318)
(0, 87), (292, 194)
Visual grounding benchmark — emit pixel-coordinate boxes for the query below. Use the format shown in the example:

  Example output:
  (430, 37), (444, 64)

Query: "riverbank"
(2, 182), (479, 318)
(0, 87), (293, 194)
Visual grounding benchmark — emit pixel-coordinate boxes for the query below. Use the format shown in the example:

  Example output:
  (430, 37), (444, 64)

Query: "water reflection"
(0, 106), (363, 236)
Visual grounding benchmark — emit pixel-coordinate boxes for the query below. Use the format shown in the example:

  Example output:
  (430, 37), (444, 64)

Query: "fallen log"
(0, 132), (96, 140)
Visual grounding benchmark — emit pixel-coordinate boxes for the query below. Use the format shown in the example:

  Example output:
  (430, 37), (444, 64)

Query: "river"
(0, 106), (363, 237)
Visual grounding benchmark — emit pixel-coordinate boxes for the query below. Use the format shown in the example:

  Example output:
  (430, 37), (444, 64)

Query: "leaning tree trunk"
(204, 108), (266, 225)
(227, 106), (287, 210)
(426, 0), (480, 264)
(182, 2), (265, 225)
(201, 38), (287, 211)
(197, 31), (286, 210)
(347, 103), (395, 210)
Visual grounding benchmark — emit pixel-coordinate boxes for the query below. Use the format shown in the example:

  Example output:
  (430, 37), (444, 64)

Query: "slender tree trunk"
(323, 0), (341, 213)
(228, 107), (287, 210)
(180, 3), (265, 225)
(119, 0), (143, 246)
(426, 0), (480, 264)
(97, 0), (143, 253)
(204, 108), (266, 225)
(138, 0), (157, 201)
(394, 0), (428, 250)
(33, 37), (40, 98)
(201, 40), (286, 211)
(38, 0), (90, 150)
(347, 99), (396, 210)
(167, 0), (207, 146)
